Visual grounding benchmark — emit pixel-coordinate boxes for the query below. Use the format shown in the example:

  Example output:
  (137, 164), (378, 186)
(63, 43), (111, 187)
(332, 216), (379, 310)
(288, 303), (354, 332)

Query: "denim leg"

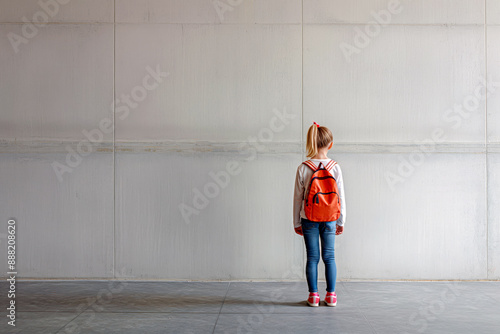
(320, 221), (337, 293)
(302, 219), (320, 293)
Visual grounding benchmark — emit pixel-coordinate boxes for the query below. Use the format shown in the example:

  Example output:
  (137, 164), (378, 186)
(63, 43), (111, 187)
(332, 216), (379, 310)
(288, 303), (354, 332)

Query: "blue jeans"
(301, 218), (337, 293)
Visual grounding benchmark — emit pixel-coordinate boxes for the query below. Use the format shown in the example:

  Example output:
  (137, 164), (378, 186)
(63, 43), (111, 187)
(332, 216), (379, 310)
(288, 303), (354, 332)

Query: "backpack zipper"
(310, 175), (336, 182)
(312, 192), (339, 204)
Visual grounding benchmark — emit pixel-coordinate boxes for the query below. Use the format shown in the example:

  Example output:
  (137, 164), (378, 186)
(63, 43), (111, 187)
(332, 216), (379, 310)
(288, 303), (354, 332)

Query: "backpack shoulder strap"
(325, 159), (337, 171)
(302, 160), (317, 171)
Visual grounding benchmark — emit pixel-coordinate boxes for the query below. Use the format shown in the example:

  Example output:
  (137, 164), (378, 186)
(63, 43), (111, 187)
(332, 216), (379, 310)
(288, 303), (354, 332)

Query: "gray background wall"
(0, 0), (499, 280)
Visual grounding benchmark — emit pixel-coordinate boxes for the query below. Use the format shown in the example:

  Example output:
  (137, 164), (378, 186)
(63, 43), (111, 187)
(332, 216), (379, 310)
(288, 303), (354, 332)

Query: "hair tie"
(313, 122), (320, 128)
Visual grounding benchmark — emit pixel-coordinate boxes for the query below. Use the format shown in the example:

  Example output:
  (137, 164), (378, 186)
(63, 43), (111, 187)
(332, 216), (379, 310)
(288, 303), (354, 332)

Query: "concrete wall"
(0, 0), (498, 280)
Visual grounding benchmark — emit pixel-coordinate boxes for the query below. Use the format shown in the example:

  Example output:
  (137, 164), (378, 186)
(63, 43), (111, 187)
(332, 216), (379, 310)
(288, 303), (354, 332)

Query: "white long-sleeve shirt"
(293, 158), (346, 228)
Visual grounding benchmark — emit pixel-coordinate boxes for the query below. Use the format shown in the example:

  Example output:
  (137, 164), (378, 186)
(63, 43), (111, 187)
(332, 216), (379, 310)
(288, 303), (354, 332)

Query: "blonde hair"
(306, 123), (333, 158)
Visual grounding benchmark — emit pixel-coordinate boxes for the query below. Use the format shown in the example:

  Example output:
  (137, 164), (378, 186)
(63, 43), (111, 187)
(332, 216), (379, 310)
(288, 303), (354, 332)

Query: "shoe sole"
(307, 302), (319, 307)
(325, 301), (337, 307)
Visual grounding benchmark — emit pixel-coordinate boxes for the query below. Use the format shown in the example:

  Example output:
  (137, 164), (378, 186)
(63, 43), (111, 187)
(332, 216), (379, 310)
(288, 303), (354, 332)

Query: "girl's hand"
(294, 226), (303, 236)
(336, 225), (344, 235)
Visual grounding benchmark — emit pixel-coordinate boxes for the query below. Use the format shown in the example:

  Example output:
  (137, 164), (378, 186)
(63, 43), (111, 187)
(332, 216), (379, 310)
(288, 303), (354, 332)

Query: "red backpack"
(303, 159), (341, 222)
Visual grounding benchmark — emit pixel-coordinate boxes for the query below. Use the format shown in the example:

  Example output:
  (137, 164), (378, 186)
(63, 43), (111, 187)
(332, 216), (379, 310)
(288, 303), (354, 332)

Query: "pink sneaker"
(325, 292), (337, 306)
(307, 292), (320, 307)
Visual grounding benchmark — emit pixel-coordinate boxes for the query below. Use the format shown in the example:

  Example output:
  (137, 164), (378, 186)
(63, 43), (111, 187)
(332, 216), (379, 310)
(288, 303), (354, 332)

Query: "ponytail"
(306, 122), (333, 158)
(306, 124), (318, 158)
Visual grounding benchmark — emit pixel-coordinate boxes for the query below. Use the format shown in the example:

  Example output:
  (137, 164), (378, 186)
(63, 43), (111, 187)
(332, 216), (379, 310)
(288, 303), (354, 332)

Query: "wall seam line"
(113, 0), (116, 280)
(0, 22), (489, 26)
(301, 0), (304, 157)
(301, 0), (305, 281)
(484, 0), (489, 279)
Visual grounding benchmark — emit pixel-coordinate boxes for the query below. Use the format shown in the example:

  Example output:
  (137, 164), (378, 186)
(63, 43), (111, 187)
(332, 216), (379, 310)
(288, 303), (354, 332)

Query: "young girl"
(293, 122), (346, 307)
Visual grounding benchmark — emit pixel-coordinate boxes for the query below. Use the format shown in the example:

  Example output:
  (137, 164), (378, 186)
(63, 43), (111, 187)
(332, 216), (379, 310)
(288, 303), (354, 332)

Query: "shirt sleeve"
(335, 165), (346, 226)
(293, 165), (304, 228)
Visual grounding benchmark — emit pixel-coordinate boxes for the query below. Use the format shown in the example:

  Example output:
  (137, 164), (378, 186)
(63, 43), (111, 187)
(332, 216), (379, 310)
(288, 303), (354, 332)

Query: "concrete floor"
(0, 281), (499, 333)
